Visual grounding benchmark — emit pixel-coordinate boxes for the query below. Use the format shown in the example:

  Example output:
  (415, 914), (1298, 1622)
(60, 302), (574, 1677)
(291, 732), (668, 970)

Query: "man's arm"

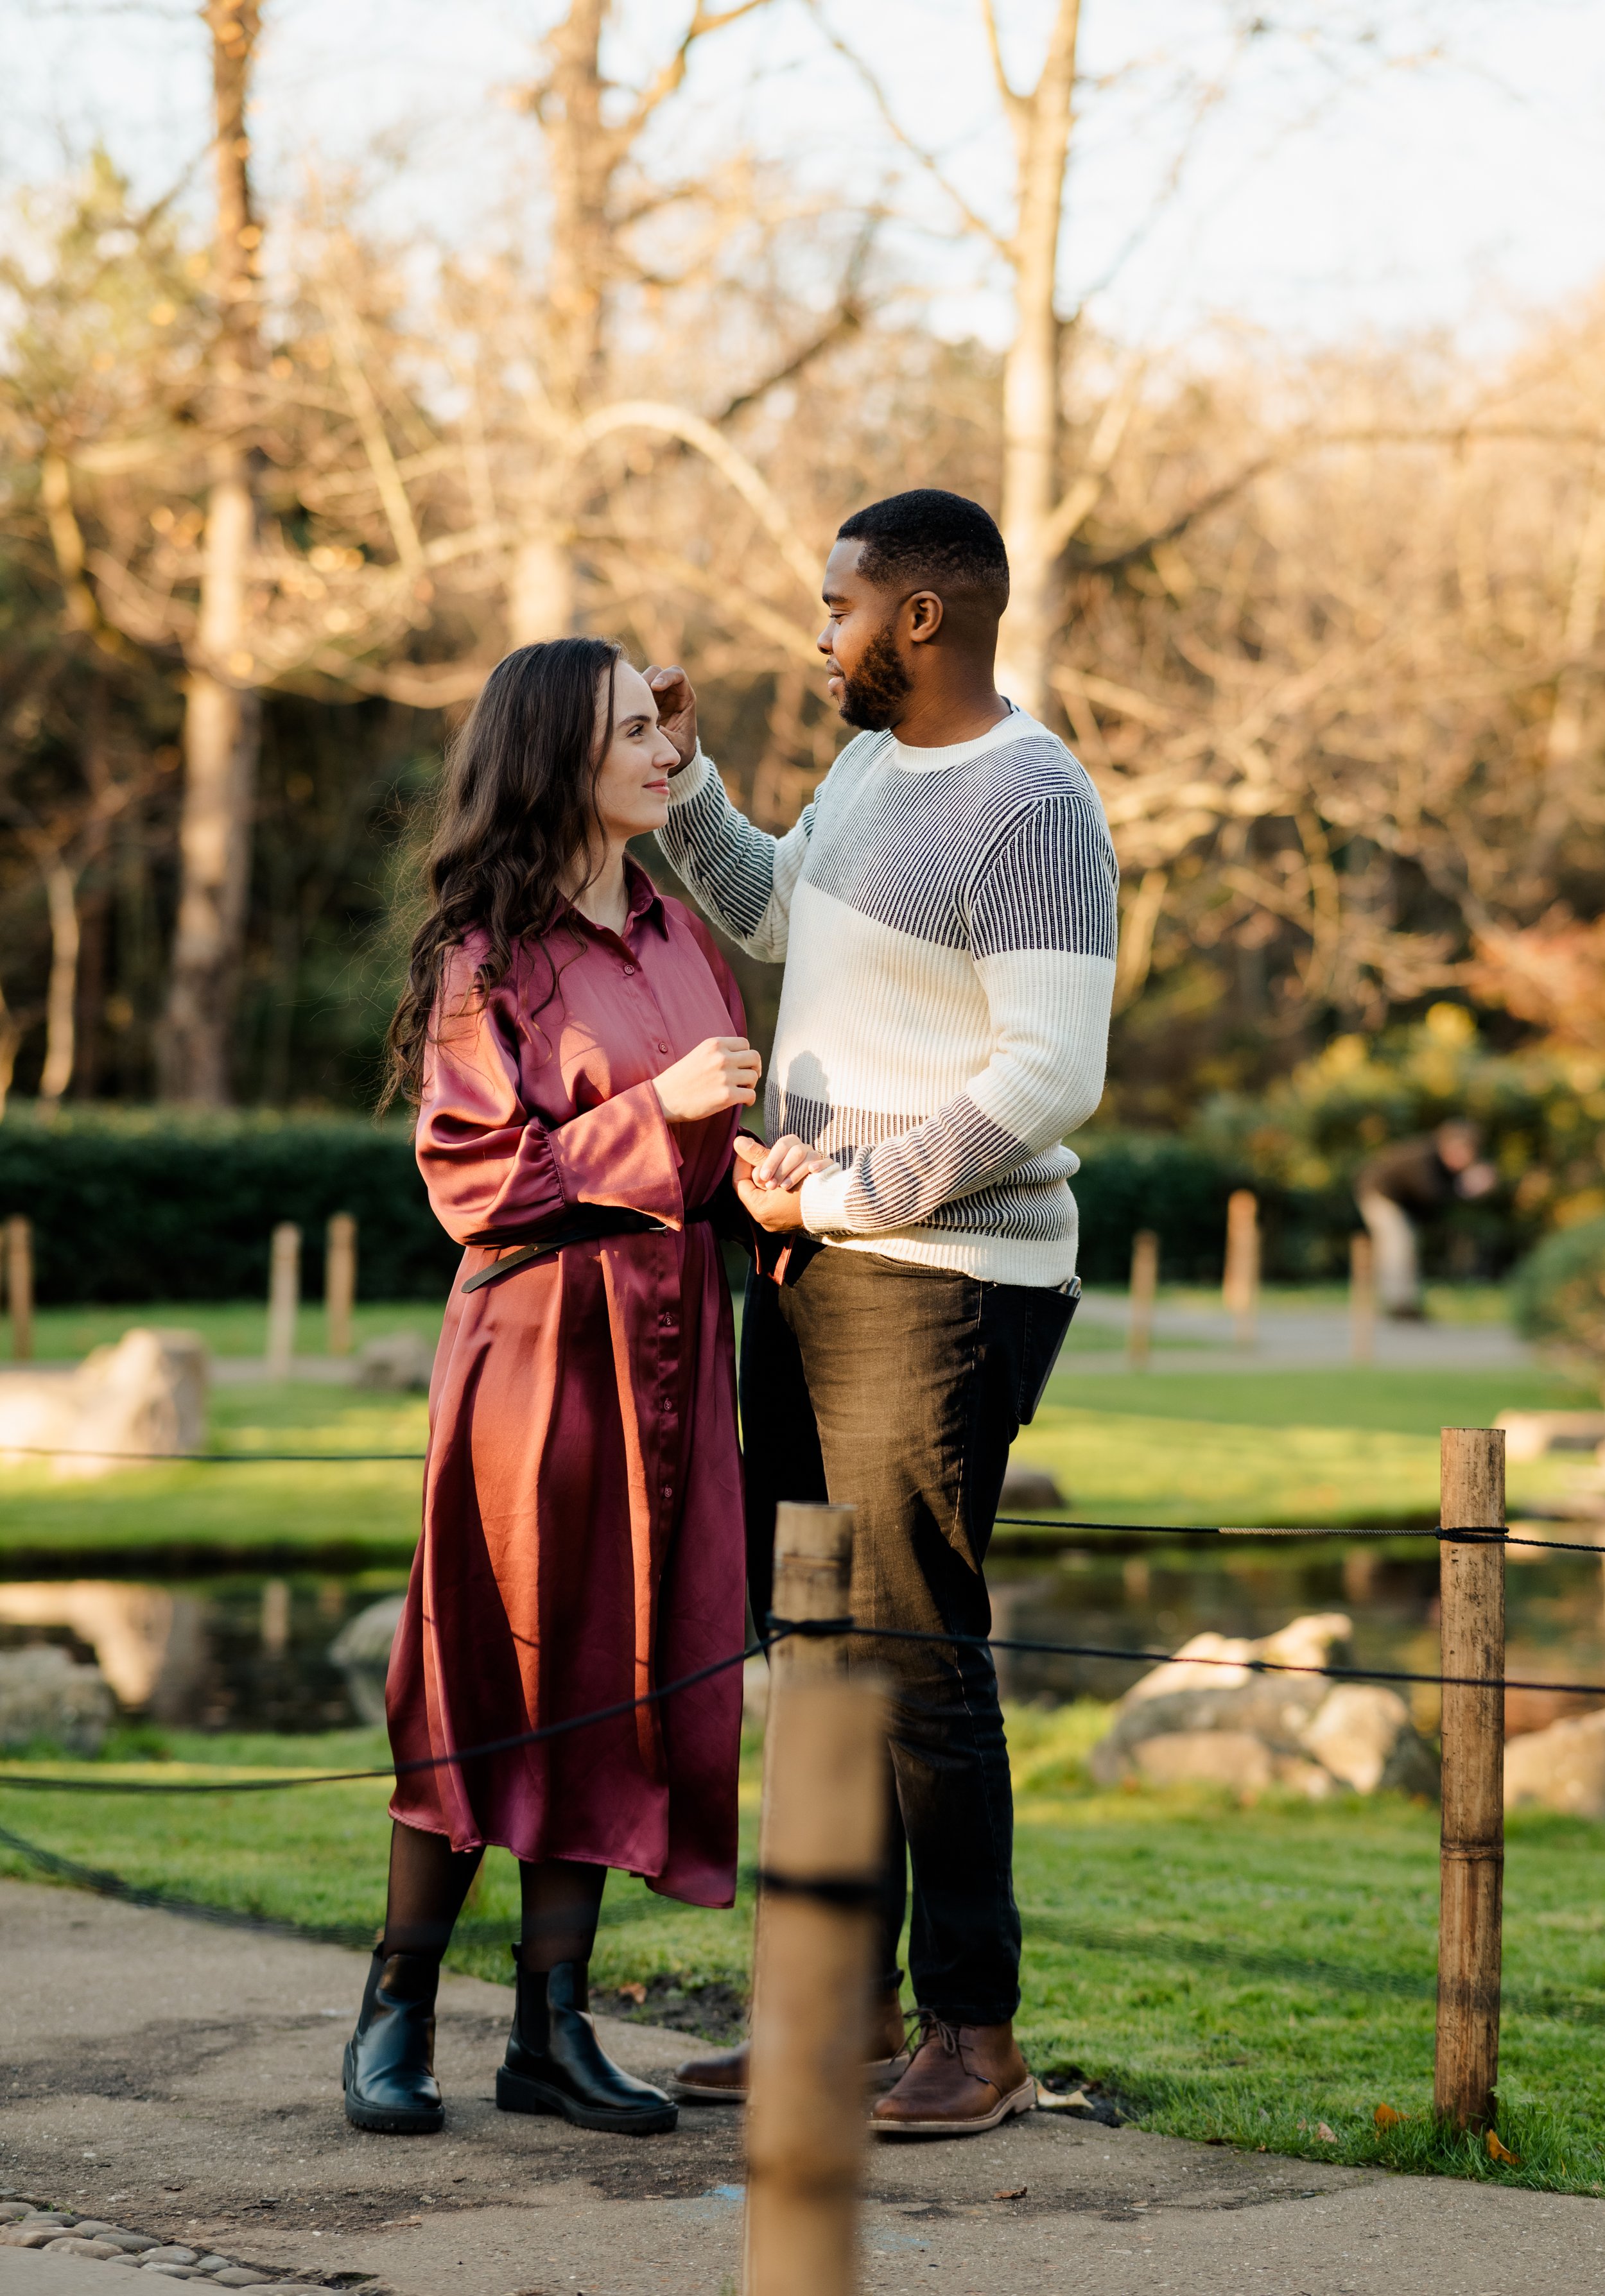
(655, 745), (820, 963)
(797, 790), (1119, 1237)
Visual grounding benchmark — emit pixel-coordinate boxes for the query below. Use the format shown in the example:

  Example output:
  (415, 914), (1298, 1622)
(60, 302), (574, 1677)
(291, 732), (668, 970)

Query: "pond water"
(4, 1543), (1605, 1738)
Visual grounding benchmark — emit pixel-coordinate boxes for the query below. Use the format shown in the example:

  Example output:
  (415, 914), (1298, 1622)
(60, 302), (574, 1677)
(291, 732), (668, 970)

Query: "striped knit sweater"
(657, 708), (1118, 1286)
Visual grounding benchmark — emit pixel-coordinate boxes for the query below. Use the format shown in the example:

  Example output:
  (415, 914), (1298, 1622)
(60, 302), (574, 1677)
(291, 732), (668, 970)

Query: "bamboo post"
(6, 1216), (34, 1362)
(1222, 1189), (1259, 1348)
(1349, 1232), (1376, 1365)
(1127, 1229), (1158, 1372)
(266, 1222), (301, 1378)
(325, 1212), (356, 1358)
(1434, 1426), (1505, 2134)
(768, 1501), (855, 1684)
(744, 1673), (887, 2296)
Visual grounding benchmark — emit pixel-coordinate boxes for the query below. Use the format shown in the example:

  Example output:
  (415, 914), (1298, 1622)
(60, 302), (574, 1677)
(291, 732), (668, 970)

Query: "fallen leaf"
(1316, 2123), (1338, 2143)
(993, 2187), (1027, 2202)
(1374, 2103), (1405, 2129)
(1486, 2130), (1522, 2166)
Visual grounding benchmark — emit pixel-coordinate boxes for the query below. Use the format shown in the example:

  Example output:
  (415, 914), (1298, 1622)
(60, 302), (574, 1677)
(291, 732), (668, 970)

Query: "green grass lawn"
(0, 1381), (428, 1562)
(4, 1706), (1602, 2195)
(21, 1299), (445, 1363)
(0, 1295), (1592, 1558)
(1012, 1363), (1592, 1530)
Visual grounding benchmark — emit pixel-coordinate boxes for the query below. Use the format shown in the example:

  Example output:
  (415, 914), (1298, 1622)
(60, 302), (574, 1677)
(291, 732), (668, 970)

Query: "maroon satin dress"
(386, 861), (746, 1907)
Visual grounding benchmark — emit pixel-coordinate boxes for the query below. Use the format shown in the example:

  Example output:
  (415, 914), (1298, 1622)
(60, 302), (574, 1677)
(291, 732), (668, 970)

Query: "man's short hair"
(837, 489), (1009, 612)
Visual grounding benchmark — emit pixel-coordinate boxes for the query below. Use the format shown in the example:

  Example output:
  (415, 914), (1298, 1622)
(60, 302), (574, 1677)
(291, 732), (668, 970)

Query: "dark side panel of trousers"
(740, 1247), (1028, 2024)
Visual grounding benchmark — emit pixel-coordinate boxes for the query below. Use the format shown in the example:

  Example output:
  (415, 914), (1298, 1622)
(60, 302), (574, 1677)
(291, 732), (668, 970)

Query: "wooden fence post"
(325, 1213), (356, 1358)
(1222, 1189), (1259, 1348)
(769, 1501), (855, 1684)
(5, 1216), (33, 1362)
(1434, 1426), (1505, 2134)
(743, 1673), (887, 2296)
(1127, 1229), (1158, 1373)
(266, 1223), (301, 1379)
(1349, 1232), (1376, 1366)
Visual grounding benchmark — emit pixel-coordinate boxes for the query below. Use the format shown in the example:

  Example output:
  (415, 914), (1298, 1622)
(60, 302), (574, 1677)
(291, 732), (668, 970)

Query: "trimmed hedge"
(1068, 1133), (1349, 1284)
(0, 1104), (456, 1304)
(0, 1104), (1362, 1303)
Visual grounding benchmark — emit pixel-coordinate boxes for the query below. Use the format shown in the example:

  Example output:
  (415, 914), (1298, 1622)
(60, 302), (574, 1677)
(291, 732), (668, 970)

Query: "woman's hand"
(731, 1133), (833, 1233)
(652, 1036), (761, 1122)
(734, 1132), (835, 1192)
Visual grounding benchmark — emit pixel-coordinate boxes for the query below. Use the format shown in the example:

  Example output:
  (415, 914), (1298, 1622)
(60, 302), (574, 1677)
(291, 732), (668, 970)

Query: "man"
(1355, 1119), (1498, 1318)
(648, 488), (1118, 2136)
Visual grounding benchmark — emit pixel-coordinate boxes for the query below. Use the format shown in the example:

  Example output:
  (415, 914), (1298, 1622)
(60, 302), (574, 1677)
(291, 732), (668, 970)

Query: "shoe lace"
(915, 2009), (962, 2060)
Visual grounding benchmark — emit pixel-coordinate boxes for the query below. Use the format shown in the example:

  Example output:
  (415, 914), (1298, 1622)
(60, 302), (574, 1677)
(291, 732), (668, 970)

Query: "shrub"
(0, 1103), (456, 1304)
(1509, 1216), (1605, 1391)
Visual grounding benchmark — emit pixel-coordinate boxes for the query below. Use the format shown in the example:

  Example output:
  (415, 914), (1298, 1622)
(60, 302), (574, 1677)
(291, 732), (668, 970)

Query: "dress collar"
(555, 854), (669, 942)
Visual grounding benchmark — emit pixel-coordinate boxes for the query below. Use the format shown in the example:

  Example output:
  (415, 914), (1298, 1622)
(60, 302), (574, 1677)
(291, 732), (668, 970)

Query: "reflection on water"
(0, 1574), (407, 1732)
(3, 1544), (1603, 1738)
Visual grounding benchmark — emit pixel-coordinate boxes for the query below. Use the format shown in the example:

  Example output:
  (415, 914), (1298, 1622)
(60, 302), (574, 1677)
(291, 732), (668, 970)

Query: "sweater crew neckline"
(889, 705), (1047, 775)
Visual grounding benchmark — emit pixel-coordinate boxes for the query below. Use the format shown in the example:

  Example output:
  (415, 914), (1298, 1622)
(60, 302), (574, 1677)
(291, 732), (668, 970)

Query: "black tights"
(381, 1820), (606, 1969)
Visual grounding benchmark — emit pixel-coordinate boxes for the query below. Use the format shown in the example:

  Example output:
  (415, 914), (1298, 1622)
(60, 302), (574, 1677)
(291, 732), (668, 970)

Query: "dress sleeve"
(416, 953), (685, 1246)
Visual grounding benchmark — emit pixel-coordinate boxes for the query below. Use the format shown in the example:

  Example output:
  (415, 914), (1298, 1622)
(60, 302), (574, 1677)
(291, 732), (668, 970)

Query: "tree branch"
(805, 3), (1010, 259)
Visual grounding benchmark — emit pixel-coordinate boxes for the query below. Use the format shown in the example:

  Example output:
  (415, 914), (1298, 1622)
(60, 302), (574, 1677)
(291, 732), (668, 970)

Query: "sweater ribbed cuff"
(666, 745), (713, 804)
(800, 1162), (855, 1235)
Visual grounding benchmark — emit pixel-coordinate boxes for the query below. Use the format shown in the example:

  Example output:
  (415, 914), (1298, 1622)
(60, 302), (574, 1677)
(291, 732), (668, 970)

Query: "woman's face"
(593, 660), (682, 843)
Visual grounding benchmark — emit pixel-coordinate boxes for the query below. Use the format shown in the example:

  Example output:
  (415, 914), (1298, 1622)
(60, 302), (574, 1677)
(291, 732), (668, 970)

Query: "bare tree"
(160, 0), (265, 1101)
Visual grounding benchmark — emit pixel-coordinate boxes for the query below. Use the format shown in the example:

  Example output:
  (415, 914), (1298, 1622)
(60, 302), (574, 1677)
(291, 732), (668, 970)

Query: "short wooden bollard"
(1349, 1232), (1376, 1365)
(747, 1501), (858, 2091)
(325, 1213), (357, 1358)
(1127, 1229), (1158, 1373)
(1222, 1189), (1259, 1348)
(1434, 1426), (1505, 2133)
(744, 1673), (887, 2296)
(266, 1222), (301, 1379)
(4, 1216), (33, 1362)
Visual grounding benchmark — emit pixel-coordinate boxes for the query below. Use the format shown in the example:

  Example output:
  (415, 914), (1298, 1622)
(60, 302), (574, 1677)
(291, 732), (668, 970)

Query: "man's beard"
(837, 623), (912, 730)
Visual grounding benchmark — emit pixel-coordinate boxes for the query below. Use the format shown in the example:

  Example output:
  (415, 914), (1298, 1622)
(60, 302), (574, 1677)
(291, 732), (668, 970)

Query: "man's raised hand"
(645, 665), (698, 769)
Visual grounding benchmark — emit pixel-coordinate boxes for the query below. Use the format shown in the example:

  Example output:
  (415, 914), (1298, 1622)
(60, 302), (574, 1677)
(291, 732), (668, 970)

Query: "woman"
(343, 637), (763, 2140)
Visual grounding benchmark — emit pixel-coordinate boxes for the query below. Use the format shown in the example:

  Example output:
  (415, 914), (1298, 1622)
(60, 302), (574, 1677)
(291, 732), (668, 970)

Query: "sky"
(2, 0), (1604, 361)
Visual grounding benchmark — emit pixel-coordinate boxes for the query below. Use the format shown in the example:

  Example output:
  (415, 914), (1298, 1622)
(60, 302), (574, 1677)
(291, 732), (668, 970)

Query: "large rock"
(329, 1593), (406, 1725)
(999, 1459), (1066, 1510)
(0, 1328), (207, 1479)
(1300, 1683), (1439, 1796)
(1505, 1708), (1605, 1817)
(352, 1332), (435, 1392)
(1089, 1612), (1439, 1799)
(0, 1646), (115, 1754)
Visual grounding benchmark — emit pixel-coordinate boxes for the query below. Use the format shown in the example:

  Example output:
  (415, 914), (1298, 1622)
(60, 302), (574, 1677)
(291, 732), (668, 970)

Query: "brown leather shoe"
(870, 2014), (1034, 2138)
(672, 1985), (909, 2103)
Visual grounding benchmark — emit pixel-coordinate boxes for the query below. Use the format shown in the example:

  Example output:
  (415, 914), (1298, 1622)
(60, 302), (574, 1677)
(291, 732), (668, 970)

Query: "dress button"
(623, 963), (636, 976)
(659, 1313), (676, 1329)
(656, 1041), (669, 1054)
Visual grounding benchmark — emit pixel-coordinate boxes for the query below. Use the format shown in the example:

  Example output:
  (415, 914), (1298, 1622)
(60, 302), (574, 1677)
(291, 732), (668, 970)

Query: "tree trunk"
(160, 0), (263, 1103)
(996, 0), (1081, 719)
(37, 862), (81, 1108)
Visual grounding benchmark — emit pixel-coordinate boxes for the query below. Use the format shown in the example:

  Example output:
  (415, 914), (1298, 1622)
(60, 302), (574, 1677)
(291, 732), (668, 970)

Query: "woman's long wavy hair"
(382, 636), (621, 1111)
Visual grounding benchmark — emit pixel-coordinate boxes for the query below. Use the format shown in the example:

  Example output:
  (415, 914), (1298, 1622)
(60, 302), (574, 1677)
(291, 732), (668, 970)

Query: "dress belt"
(460, 1200), (722, 1295)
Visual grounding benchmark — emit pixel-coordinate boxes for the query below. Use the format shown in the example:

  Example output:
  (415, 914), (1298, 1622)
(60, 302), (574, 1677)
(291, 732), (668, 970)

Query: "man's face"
(817, 540), (912, 730)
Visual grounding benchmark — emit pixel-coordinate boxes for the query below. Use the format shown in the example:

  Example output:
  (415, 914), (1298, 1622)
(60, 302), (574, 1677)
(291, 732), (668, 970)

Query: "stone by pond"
(1087, 1612), (1441, 1798)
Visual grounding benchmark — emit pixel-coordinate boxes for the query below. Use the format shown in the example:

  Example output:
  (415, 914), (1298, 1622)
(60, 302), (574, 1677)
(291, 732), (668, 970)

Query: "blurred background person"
(1354, 1120), (1498, 1319)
